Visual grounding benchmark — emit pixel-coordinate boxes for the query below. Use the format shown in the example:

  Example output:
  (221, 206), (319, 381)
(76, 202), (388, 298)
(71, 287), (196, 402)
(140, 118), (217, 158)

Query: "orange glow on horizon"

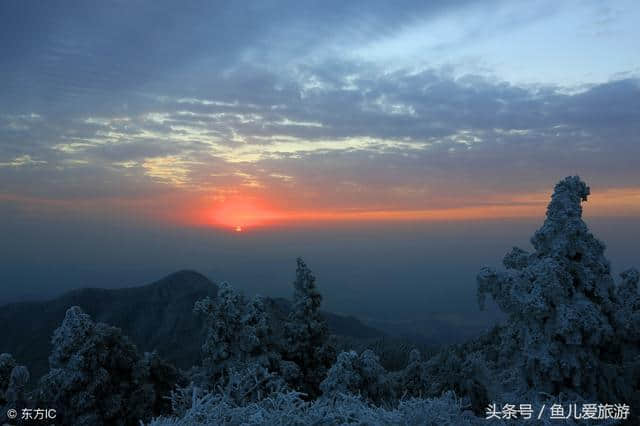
(200, 198), (284, 230)
(184, 186), (640, 230)
(3, 186), (640, 230)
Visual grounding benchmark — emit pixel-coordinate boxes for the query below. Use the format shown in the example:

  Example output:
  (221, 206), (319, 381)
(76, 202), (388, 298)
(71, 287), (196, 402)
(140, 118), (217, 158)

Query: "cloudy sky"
(1, 1), (639, 316)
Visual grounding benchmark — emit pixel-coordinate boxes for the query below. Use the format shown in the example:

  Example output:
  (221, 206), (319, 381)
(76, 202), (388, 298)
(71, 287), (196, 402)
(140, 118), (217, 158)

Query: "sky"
(1, 1), (639, 322)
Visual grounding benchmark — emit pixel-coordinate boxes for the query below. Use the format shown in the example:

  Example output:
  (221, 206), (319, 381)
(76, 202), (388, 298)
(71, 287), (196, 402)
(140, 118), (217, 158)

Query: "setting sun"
(208, 198), (282, 230)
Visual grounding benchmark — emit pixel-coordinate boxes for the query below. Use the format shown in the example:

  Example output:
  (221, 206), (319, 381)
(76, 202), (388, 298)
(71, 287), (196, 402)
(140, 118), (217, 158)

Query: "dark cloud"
(0, 0), (482, 114)
(2, 57), (639, 205)
(1, 0), (639, 208)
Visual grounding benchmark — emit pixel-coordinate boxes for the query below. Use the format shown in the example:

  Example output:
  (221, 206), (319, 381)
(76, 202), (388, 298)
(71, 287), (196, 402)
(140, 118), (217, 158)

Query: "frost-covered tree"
(415, 347), (493, 415)
(38, 306), (182, 426)
(320, 350), (395, 405)
(477, 176), (640, 411)
(610, 268), (640, 417)
(0, 353), (30, 421)
(0, 353), (17, 405)
(148, 388), (486, 426)
(194, 284), (286, 403)
(613, 268), (640, 341)
(393, 349), (427, 398)
(137, 351), (188, 416)
(283, 258), (335, 397)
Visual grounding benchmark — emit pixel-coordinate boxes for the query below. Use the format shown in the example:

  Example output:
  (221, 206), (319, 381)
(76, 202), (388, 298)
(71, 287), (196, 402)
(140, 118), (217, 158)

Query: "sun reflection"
(235, 225), (243, 232)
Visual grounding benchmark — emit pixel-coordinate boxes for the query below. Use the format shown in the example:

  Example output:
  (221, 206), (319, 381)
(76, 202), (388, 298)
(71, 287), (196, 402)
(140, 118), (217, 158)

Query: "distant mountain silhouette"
(0, 270), (383, 381)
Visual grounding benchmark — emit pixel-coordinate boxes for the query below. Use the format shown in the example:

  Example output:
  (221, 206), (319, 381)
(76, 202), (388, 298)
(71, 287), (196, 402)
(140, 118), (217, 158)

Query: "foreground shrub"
(38, 306), (182, 426)
(148, 388), (485, 426)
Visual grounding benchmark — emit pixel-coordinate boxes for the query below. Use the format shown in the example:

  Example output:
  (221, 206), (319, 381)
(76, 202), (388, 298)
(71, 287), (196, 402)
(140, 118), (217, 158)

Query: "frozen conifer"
(320, 350), (394, 405)
(39, 306), (180, 426)
(477, 176), (640, 411)
(283, 258), (335, 397)
(0, 353), (17, 405)
(194, 284), (284, 403)
(0, 353), (30, 418)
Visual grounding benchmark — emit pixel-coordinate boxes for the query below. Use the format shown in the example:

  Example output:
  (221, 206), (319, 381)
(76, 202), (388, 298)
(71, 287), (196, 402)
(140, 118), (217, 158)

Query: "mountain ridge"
(0, 270), (383, 381)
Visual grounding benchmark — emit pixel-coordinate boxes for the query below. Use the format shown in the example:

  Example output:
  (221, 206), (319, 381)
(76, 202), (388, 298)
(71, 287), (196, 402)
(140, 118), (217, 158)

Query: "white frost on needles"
(477, 176), (639, 406)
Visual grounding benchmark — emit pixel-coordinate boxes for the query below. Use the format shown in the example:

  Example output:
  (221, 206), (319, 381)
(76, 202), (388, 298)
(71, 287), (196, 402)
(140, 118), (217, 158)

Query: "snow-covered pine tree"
(0, 353), (17, 406)
(477, 176), (640, 415)
(38, 306), (182, 426)
(320, 349), (395, 405)
(0, 353), (30, 422)
(283, 258), (336, 397)
(193, 283), (286, 404)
